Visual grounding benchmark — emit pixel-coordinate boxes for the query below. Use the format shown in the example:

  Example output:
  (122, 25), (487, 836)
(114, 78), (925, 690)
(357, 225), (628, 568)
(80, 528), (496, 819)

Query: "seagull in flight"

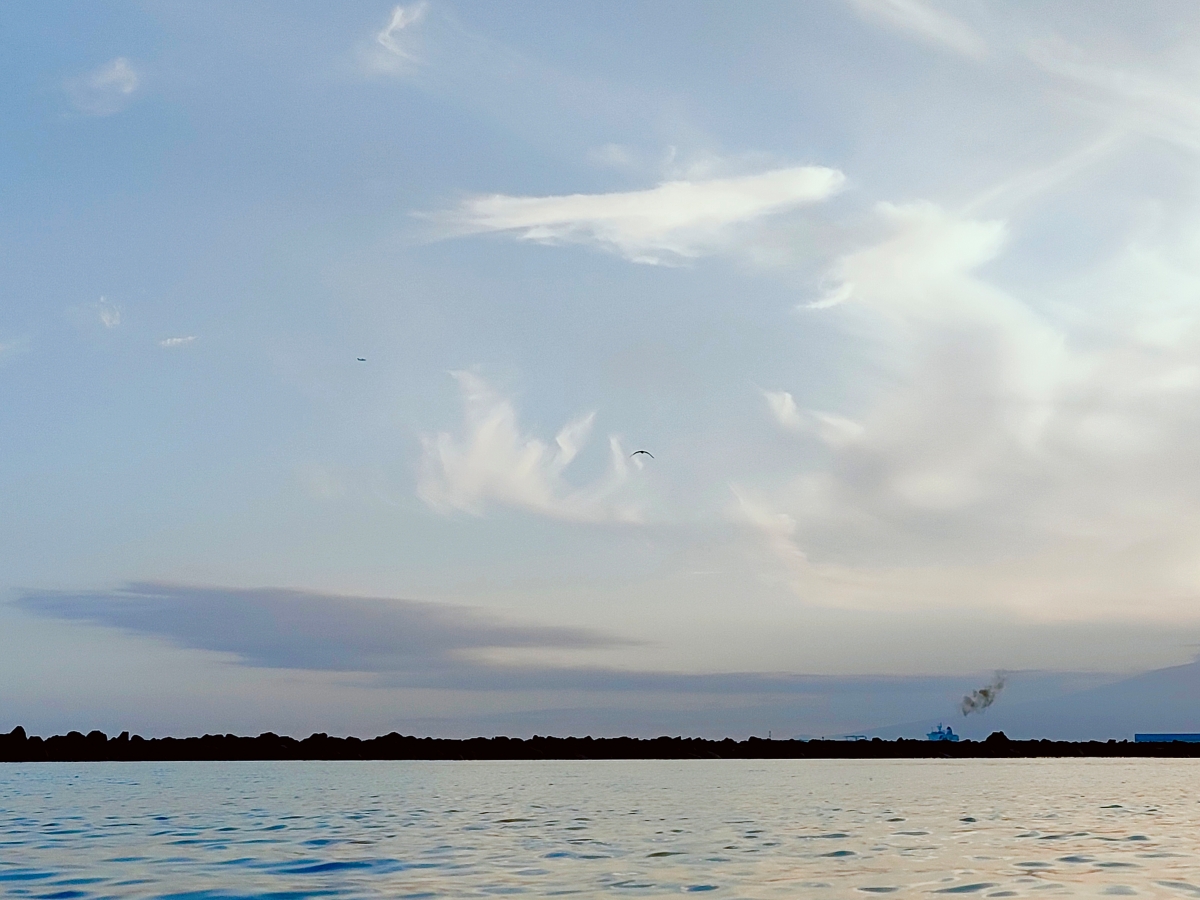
(630, 450), (654, 459)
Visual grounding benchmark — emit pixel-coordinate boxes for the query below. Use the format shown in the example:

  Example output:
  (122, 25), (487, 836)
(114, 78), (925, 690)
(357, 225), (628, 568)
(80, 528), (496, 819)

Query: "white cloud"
(419, 372), (640, 523)
(817, 201), (1009, 310)
(98, 297), (120, 329)
(65, 57), (140, 116)
(765, 391), (865, 446)
(731, 485), (1200, 623)
(159, 336), (196, 347)
(361, 3), (428, 75)
(734, 187), (1200, 622)
(801, 201), (1069, 515)
(848, 0), (987, 60)
(764, 390), (804, 432)
(732, 488), (810, 577)
(428, 165), (846, 265)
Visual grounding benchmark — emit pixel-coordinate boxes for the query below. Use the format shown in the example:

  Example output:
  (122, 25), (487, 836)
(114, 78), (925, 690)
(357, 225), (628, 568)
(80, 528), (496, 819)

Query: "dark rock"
(0, 727), (1196, 761)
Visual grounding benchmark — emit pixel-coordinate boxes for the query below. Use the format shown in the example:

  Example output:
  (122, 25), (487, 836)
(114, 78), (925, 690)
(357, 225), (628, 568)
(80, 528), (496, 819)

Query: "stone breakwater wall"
(2, 727), (1200, 761)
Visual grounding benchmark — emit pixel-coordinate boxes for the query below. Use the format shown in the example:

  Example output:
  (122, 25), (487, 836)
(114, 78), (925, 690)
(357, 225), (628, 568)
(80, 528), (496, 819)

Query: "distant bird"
(356, 357), (366, 362)
(630, 450), (654, 459)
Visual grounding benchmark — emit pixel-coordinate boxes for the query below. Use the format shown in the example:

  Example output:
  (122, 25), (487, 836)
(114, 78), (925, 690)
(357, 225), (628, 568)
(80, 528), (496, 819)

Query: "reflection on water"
(1, 759), (1199, 899)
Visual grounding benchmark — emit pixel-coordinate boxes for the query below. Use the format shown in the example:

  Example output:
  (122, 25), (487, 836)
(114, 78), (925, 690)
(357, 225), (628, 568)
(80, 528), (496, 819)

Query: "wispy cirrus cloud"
(426, 166), (846, 265)
(1029, 38), (1200, 153)
(419, 372), (640, 523)
(65, 57), (140, 116)
(159, 336), (196, 348)
(360, 3), (429, 75)
(848, 0), (987, 60)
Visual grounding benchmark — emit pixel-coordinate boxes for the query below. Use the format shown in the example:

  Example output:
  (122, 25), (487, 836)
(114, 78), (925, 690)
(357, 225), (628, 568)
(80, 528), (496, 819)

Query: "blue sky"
(5, 1), (1200, 739)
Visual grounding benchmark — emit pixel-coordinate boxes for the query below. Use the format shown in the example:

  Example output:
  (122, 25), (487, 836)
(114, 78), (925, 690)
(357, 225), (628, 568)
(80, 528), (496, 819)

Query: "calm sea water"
(2, 759), (1199, 900)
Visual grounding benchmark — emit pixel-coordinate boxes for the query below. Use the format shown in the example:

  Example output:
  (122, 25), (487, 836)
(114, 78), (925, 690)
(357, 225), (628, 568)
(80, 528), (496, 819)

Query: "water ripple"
(0, 760), (1199, 899)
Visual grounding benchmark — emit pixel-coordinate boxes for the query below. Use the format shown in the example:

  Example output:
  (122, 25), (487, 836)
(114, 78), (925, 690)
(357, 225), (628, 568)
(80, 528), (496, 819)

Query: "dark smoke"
(961, 673), (1006, 716)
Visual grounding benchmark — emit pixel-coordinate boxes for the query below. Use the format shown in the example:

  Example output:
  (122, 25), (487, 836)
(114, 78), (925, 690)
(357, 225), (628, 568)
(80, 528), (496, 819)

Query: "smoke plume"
(961, 673), (1006, 716)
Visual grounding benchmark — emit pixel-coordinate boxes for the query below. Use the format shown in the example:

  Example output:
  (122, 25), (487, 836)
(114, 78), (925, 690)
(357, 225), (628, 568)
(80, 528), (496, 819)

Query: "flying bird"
(630, 450), (654, 459)
(356, 357), (366, 362)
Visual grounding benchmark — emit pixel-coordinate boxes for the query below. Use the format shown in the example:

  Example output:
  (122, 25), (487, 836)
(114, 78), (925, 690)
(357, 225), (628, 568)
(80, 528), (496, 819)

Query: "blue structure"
(1134, 733), (1200, 742)
(927, 724), (959, 742)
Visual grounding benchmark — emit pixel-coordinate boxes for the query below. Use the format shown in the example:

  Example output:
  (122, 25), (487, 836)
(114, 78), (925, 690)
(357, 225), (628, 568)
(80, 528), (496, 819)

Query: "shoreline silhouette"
(2, 727), (1200, 761)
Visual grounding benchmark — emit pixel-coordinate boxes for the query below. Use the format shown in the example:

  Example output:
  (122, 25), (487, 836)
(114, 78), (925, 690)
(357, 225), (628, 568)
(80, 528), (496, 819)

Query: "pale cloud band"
(17, 583), (623, 679)
(427, 166), (846, 264)
(16, 584), (1189, 739)
(848, 0), (987, 60)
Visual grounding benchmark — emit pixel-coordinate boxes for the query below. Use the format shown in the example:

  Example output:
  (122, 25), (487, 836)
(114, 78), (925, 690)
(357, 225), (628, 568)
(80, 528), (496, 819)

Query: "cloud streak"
(419, 372), (640, 523)
(159, 336), (195, 347)
(1029, 38), (1200, 153)
(848, 0), (987, 60)
(427, 166), (846, 264)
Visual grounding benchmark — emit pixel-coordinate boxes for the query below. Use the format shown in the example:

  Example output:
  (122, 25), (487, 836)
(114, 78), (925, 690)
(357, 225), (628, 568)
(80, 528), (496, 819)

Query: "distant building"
(1134, 733), (1200, 742)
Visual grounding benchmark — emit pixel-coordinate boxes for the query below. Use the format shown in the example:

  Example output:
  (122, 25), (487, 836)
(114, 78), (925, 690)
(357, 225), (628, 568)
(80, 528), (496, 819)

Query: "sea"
(2, 759), (1199, 900)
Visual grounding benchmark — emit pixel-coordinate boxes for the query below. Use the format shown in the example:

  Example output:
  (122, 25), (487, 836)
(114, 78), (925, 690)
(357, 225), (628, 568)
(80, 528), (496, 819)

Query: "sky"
(5, 1), (1200, 739)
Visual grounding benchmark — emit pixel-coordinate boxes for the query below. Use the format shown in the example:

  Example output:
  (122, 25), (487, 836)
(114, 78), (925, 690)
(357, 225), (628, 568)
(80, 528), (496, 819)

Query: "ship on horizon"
(927, 724), (959, 742)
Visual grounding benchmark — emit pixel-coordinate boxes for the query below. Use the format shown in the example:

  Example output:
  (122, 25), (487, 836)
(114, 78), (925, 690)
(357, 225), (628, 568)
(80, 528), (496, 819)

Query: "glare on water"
(2, 759), (1199, 899)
